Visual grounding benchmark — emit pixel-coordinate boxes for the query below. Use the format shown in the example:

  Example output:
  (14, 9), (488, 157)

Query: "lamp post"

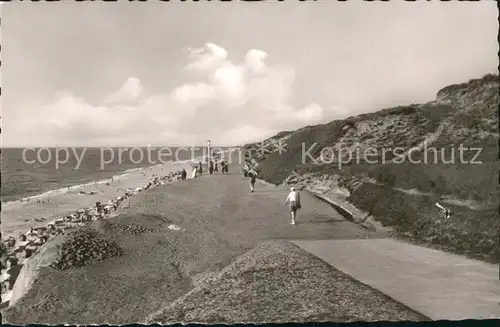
(206, 140), (211, 165)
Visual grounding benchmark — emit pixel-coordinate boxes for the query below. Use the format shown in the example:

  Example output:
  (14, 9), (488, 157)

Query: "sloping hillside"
(245, 74), (499, 263)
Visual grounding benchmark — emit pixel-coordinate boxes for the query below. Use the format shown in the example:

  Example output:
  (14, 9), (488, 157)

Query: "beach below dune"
(1, 162), (193, 238)
(2, 165), (427, 324)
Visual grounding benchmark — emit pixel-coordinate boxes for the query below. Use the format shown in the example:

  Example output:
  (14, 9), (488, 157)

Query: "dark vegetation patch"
(49, 228), (123, 270)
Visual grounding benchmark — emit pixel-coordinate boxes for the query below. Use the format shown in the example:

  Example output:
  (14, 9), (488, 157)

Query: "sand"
(1, 163), (193, 238)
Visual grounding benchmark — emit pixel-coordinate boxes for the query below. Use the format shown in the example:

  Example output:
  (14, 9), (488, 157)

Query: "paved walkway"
(292, 238), (500, 320)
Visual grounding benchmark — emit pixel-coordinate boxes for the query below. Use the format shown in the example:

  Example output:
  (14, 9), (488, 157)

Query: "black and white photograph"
(0, 1), (499, 324)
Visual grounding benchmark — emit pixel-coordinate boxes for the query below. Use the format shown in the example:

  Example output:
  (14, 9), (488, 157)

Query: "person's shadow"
(296, 218), (344, 225)
(295, 213), (345, 224)
(251, 188), (287, 193)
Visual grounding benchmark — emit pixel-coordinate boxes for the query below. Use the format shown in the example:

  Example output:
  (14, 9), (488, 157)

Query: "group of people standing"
(192, 159), (229, 178)
(208, 159), (228, 175)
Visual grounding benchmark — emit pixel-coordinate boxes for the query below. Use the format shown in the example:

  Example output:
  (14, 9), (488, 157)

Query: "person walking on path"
(214, 160), (218, 173)
(285, 187), (301, 225)
(181, 168), (187, 180)
(249, 171), (257, 192)
(243, 162), (251, 177)
(209, 160), (214, 175)
(221, 160), (228, 174)
(198, 161), (203, 175)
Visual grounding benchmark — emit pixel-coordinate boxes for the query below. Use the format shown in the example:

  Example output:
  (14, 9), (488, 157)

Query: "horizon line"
(0, 145), (245, 149)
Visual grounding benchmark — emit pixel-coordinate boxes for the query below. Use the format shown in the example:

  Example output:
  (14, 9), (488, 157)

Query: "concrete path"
(292, 238), (500, 320)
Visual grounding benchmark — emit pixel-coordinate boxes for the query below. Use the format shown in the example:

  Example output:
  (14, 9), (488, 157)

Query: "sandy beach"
(1, 162), (193, 239)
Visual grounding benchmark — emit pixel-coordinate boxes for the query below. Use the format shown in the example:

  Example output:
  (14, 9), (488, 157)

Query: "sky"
(1, 1), (498, 147)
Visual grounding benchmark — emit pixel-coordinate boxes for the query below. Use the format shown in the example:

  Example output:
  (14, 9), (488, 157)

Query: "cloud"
(185, 43), (228, 72)
(293, 103), (325, 124)
(103, 77), (144, 104)
(172, 82), (216, 106)
(12, 43), (327, 146)
(245, 49), (268, 74)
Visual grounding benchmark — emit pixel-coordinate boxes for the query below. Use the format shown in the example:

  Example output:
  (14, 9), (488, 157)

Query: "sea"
(1, 146), (237, 203)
